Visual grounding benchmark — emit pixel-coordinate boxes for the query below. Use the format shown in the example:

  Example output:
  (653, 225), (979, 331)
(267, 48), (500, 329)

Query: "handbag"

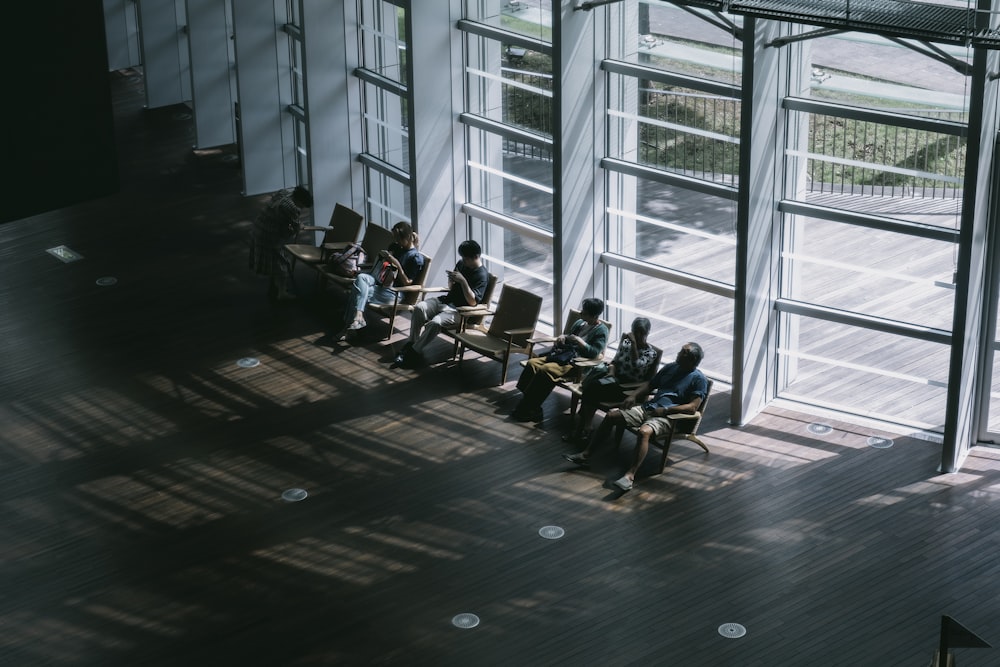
(544, 345), (576, 365)
(581, 363), (611, 390)
(327, 242), (366, 278)
(370, 258), (396, 287)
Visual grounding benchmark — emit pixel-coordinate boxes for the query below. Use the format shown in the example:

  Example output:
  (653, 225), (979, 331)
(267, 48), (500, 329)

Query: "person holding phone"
(393, 239), (488, 368)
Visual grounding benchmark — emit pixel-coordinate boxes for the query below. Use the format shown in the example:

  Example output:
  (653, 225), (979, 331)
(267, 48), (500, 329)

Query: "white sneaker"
(347, 318), (366, 331)
(613, 475), (633, 491)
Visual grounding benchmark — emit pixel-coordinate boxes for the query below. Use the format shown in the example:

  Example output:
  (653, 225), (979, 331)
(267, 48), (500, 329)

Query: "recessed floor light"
(452, 613), (480, 629)
(867, 436), (894, 449)
(538, 526), (565, 540)
(237, 357), (260, 368)
(281, 488), (308, 502)
(96, 277), (118, 286)
(718, 622), (746, 638)
(807, 423), (833, 435)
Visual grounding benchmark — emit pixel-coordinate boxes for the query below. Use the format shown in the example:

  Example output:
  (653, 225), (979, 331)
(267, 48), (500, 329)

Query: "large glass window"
(775, 30), (970, 429)
(357, 0), (411, 225)
(460, 15), (554, 312)
(602, 2), (740, 357)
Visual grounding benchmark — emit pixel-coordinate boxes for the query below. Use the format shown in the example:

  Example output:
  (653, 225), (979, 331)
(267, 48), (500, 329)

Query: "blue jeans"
(346, 272), (395, 323)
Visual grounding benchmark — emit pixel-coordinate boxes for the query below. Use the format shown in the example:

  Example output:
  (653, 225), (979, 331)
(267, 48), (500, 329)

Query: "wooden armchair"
(519, 309), (613, 403)
(451, 284), (543, 385)
(567, 338), (663, 417)
(613, 378), (713, 474)
(284, 202), (363, 273)
(365, 252), (433, 340)
(316, 222), (396, 291)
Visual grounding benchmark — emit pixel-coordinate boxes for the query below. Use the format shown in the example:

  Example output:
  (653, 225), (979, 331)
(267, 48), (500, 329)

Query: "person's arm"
(446, 265), (478, 306)
(570, 324), (608, 359)
(390, 249), (422, 287)
(620, 379), (652, 409)
(647, 395), (702, 418)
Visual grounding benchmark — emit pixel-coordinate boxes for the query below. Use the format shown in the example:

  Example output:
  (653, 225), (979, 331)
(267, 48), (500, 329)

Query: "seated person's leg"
(348, 273), (376, 327)
(411, 303), (456, 355)
(516, 356), (544, 393)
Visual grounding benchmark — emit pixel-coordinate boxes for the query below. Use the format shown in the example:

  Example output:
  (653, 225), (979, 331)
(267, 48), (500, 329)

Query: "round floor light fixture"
(807, 423), (833, 436)
(718, 622), (747, 638)
(452, 613), (480, 629)
(281, 488), (308, 502)
(538, 525), (565, 540)
(237, 357), (260, 368)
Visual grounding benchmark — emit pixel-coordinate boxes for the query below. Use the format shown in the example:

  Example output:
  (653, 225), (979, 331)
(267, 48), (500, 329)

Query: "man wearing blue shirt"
(563, 342), (707, 491)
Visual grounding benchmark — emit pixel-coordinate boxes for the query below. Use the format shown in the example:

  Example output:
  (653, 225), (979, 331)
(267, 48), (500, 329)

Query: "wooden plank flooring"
(3, 69), (1000, 666)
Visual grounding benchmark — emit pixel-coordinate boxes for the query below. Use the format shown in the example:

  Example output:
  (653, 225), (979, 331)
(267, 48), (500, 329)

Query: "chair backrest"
(323, 203), (364, 244)
(399, 253), (432, 306)
(699, 378), (713, 415)
(485, 284), (543, 346)
(360, 222), (395, 258)
(463, 273), (498, 326)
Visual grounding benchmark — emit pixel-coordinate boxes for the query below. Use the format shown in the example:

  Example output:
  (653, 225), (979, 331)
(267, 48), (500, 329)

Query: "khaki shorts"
(617, 405), (673, 438)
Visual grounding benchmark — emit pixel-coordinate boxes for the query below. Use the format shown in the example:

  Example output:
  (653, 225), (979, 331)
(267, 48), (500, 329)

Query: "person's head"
(291, 185), (313, 208)
(580, 298), (604, 323)
(630, 317), (651, 343)
(458, 239), (482, 268)
(392, 221), (418, 248)
(676, 342), (703, 370)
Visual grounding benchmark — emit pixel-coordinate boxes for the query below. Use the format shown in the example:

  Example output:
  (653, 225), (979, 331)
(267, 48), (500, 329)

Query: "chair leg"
(569, 394), (580, 416)
(658, 434), (674, 474)
(613, 423), (625, 446)
(686, 434), (710, 453)
(499, 352), (509, 386)
(384, 307), (397, 342)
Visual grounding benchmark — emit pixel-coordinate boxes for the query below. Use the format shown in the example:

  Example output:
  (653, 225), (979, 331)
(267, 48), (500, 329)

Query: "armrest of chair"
(503, 326), (535, 340)
(455, 306), (493, 324)
(303, 225), (333, 232)
(526, 334), (557, 345)
(572, 357), (604, 368)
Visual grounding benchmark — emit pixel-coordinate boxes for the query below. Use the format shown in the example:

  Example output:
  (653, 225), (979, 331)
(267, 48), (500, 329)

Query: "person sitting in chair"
(393, 239), (488, 368)
(563, 342), (707, 492)
(341, 221), (424, 335)
(563, 316), (659, 443)
(512, 298), (609, 423)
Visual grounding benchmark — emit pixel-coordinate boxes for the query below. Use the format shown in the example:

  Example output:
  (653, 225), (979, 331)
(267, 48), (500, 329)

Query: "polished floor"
(2, 69), (1000, 666)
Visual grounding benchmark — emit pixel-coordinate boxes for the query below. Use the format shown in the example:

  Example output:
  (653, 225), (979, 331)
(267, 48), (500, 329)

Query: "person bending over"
(512, 298), (609, 423)
(248, 185), (313, 301)
(393, 239), (488, 368)
(341, 221), (424, 335)
(563, 342), (707, 492)
(563, 316), (659, 442)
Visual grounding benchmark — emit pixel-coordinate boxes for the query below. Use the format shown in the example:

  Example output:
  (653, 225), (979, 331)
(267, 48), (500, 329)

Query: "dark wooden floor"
(3, 69), (1000, 667)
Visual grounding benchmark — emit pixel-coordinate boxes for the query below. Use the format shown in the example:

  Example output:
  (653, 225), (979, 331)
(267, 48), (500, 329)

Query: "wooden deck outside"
(3, 69), (1000, 666)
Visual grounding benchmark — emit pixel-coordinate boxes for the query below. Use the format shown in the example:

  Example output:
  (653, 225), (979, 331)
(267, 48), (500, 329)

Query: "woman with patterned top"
(563, 317), (659, 443)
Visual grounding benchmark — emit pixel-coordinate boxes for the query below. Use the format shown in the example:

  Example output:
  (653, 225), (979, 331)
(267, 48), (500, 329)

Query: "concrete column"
(186, 0), (235, 148)
(232, 1), (294, 195)
(731, 17), (786, 426)
(301, 0), (363, 229)
(103, 0), (142, 70)
(137, 0), (190, 108)
(942, 38), (1000, 471)
(552, 3), (600, 331)
(406, 0), (463, 286)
